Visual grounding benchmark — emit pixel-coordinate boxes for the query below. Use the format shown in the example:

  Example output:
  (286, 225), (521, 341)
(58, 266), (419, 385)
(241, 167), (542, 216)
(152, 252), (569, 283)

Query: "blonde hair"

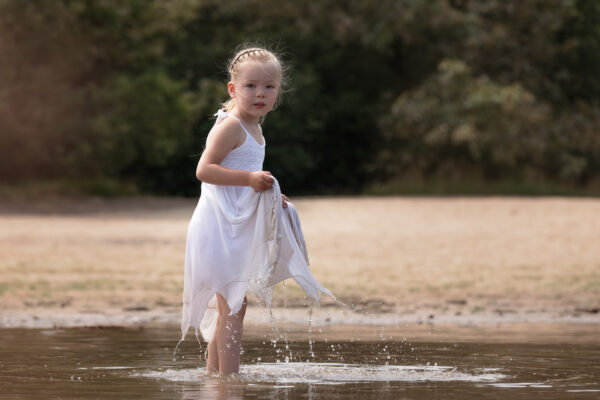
(221, 45), (287, 113)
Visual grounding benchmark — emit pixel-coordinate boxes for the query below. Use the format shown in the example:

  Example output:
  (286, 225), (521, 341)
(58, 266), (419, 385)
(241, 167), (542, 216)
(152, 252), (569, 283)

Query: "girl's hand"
(249, 171), (274, 192)
(282, 194), (290, 208)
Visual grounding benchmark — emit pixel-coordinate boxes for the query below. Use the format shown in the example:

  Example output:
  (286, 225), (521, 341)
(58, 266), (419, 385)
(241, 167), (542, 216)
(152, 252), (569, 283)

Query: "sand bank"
(1, 196), (599, 331)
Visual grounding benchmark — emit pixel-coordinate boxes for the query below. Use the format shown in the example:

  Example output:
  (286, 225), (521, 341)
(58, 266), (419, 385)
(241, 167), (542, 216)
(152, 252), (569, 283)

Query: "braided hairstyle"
(221, 46), (286, 113)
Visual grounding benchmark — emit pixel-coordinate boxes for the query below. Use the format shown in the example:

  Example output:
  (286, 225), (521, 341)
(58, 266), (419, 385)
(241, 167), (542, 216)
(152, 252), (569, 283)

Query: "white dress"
(181, 110), (333, 342)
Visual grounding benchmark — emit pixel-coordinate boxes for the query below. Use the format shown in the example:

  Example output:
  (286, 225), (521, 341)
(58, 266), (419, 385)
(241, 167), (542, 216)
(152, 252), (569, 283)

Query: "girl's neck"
(230, 107), (260, 126)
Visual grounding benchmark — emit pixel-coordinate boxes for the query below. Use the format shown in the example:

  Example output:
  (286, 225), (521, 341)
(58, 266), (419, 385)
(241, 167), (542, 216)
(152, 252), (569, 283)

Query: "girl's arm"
(196, 119), (274, 192)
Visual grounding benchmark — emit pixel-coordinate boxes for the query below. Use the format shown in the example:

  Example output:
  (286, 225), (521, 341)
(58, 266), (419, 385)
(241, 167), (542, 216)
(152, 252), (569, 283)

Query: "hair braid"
(228, 48), (264, 73)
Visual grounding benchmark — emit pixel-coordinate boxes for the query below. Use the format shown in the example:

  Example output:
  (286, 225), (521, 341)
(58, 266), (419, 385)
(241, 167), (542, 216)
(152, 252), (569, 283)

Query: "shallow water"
(1, 325), (599, 399)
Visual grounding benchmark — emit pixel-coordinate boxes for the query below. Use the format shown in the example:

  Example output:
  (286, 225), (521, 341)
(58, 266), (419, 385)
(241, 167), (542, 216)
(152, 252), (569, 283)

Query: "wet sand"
(1, 195), (599, 331)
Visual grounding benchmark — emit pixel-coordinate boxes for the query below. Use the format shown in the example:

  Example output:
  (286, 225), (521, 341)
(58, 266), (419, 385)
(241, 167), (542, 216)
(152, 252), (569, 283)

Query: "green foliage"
(381, 59), (600, 186)
(557, 0), (600, 101)
(82, 71), (199, 189)
(457, 0), (573, 102)
(381, 60), (549, 181)
(162, 1), (398, 194)
(0, 0), (599, 196)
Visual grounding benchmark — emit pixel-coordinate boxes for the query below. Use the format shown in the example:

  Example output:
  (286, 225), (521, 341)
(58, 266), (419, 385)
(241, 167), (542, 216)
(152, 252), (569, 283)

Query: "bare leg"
(214, 293), (247, 374)
(205, 298), (223, 373)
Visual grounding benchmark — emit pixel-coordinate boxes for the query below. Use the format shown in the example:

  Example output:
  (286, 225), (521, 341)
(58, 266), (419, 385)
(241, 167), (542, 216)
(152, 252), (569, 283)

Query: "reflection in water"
(178, 376), (244, 400)
(0, 325), (599, 399)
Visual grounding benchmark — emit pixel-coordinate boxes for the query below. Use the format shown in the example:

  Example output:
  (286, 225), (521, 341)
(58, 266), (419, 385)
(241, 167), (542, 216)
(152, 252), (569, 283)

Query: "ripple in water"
(137, 362), (506, 384)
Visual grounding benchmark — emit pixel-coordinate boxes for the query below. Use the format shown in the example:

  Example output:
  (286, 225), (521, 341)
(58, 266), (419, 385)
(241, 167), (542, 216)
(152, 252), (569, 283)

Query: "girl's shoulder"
(207, 115), (245, 149)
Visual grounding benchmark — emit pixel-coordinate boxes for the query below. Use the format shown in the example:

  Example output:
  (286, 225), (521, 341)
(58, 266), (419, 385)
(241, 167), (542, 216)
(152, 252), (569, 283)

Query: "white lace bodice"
(211, 109), (265, 172)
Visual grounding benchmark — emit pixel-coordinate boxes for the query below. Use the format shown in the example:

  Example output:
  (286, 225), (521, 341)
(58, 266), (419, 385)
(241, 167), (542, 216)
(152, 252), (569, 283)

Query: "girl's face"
(228, 61), (280, 121)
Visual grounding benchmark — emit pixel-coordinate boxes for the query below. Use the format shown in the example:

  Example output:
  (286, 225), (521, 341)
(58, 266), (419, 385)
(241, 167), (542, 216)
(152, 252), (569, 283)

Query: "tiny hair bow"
(214, 109), (228, 122)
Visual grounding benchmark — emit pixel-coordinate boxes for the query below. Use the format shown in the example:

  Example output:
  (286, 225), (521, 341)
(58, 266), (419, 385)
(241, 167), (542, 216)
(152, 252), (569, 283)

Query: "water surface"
(1, 324), (598, 399)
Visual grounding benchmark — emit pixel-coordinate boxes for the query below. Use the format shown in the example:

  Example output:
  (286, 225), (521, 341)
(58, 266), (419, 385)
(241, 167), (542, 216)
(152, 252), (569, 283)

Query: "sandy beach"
(1, 195), (599, 330)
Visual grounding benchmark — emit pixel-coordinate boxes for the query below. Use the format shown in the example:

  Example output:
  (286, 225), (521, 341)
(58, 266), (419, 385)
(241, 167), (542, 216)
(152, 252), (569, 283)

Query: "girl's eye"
(246, 84), (255, 88)
(267, 85), (275, 89)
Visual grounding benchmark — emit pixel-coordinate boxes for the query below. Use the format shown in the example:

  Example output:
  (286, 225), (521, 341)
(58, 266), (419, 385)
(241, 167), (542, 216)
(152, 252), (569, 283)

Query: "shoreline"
(2, 305), (599, 331)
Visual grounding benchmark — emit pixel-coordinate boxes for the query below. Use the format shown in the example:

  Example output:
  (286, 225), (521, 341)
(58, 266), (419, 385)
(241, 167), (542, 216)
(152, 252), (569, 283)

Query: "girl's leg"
(214, 293), (247, 374)
(205, 298), (224, 373)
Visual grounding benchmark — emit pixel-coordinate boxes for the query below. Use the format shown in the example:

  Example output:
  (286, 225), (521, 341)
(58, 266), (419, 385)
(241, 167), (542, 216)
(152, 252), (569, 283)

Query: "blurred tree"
(81, 71), (198, 192)
(380, 60), (550, 181)
(376, 0), (600, 190)
(0, 2), (92, 182)
(556, 0), (600, 102)
(380, 58), (600, 186)
(162, 0), (399, 194)
(457, 0), (573, 103)
(0, 0), (598, 195)
(0, 0), (201, 193)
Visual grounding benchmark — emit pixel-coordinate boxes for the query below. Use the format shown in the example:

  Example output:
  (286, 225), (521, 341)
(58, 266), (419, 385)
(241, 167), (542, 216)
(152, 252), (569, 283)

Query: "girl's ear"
(227, 82), (235, 98)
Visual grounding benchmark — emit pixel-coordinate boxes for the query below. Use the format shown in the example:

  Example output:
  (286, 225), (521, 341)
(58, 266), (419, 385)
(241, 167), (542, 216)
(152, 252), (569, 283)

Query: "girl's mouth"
(254, 102), (265, 108)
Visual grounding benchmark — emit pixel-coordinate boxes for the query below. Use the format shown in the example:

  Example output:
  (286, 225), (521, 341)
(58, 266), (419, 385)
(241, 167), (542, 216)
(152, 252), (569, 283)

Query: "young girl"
(180, 46), (333, 375)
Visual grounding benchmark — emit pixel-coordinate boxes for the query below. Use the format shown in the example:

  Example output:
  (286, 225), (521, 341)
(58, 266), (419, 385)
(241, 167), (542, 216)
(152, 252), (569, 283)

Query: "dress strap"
(214, 109), (253, 138)
(214, 109), (230, 123)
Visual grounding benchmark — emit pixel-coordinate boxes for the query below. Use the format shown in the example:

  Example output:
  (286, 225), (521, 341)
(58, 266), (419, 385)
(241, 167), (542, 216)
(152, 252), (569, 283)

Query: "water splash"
(137, 362), (506, 384)
(173, 327), (203, 361)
